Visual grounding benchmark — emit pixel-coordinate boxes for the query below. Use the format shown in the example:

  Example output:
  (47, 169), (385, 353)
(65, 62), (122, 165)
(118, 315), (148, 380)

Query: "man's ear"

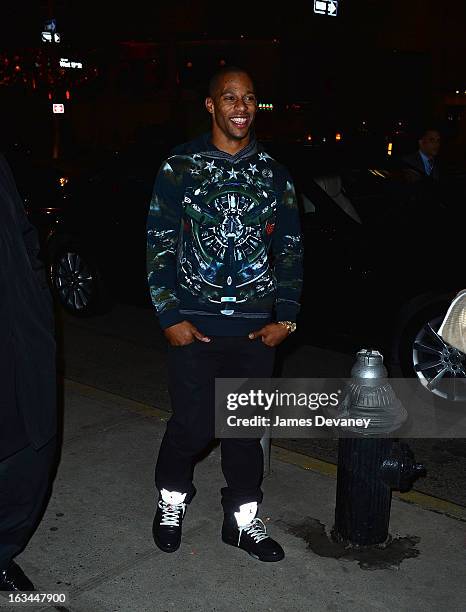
(205, 97), (214, 115)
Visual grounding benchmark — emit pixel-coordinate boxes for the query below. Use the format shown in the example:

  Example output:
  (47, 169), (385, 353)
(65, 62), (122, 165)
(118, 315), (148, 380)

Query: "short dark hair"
(207, 66), (253, 98)
(417, 124), (441, 140)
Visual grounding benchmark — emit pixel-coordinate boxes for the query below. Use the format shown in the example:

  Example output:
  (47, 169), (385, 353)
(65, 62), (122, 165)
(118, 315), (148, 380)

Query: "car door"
(297, 173), (365, 340)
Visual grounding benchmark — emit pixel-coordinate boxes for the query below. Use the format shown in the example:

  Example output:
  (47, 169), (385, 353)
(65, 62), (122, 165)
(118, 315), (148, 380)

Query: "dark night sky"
(4, 1), (281, 44)
(4, 1), (466, 50)
(4, 0), (466, 92)
(0, 1), (437, 44)
(3, 1), (466, 155)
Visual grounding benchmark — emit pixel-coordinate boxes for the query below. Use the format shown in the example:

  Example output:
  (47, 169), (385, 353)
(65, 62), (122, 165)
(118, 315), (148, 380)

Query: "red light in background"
(335, 132), (342, 141)
(65, 90), (71, 100)
(15, 65), (21, 72)
(48, 92), (52, 100)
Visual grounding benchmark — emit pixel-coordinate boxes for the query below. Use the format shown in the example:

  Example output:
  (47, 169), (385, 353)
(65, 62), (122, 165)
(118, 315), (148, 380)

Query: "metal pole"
(260, 425), (271, 478)
(46, 0), (60, 159)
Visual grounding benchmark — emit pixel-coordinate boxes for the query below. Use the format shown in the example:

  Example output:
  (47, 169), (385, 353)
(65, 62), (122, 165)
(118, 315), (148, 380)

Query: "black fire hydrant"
(332, 350), (426, 547)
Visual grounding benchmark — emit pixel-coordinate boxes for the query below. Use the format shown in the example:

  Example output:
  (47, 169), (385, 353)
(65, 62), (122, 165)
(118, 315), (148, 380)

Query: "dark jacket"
(401, 152), (440, 181)
(146, 133), (304, 336)
(0, 154), (56, 460)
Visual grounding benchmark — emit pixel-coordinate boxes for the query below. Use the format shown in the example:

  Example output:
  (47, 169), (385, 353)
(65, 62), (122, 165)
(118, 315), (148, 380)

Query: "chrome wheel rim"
(53, 251), (94, 311)
(413, 316), (466, 401)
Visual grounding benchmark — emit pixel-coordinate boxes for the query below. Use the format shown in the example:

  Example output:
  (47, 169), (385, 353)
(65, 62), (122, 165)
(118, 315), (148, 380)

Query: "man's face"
(419, 130), (441, 157)
(205, 72), (257, 142)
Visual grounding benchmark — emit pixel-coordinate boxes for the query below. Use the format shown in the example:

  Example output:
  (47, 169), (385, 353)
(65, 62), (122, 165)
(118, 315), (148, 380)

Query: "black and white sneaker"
(222, 502), (285, 562)
(152, 489), (187, 553)
(0, 562), (35, 591)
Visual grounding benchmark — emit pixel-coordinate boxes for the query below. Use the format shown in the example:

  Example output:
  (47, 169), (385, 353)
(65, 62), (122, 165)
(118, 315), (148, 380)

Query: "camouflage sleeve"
(146, 160), (185, 330)
(272, 171), (304, 322)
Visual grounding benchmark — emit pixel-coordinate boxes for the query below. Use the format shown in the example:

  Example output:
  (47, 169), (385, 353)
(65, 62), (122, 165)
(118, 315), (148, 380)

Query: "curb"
(65, 378), (466, 523)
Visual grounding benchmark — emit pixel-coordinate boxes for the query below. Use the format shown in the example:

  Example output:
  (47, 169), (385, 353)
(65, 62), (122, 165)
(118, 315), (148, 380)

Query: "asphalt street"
(58, 302), (466, 507)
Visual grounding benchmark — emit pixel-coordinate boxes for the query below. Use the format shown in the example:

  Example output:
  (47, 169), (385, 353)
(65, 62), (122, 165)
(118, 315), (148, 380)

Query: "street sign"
(52, 104), (64, 114)
(44, 19), (57, 33)
(41, 31), (61, 43)
(314, 0), (338, 17)
(60, 58), (83, 69)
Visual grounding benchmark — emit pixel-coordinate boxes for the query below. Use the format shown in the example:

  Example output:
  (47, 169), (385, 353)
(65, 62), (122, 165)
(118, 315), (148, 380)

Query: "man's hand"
(248, 323), (290, 347)
(164, 321), (211, 346)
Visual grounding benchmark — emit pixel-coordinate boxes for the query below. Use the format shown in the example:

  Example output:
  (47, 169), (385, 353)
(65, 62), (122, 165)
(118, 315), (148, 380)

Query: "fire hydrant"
(332, 349), (426, 547)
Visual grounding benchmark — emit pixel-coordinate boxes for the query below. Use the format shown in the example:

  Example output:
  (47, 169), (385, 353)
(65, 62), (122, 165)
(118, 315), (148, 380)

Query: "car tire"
(398, 305), (466, 403)
(49, 245), (111, 317)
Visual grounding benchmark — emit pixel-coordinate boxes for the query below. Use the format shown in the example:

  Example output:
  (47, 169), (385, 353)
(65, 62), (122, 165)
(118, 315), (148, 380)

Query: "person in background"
(0, 153), (57, 591)
(401, 126), (441, 182)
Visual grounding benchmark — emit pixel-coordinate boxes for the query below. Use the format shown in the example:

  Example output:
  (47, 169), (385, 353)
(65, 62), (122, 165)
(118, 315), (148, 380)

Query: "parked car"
(277, 143), (466, 402)
(27, 139), (466, 401)
(4, 142), (69, 247)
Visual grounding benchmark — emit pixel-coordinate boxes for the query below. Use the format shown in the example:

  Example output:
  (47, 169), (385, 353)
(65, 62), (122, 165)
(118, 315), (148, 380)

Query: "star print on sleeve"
(205, 160), (217, 173)
(190, 168), (200, 175)
(248, 163), (258, 175)
(227, 168), (239, 179)
(258, 153), (268, 162)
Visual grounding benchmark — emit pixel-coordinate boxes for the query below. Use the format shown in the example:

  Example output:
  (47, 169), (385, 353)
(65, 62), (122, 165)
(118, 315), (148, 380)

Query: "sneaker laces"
(158, 500), (185, 527)
(238, 518), (269, 546)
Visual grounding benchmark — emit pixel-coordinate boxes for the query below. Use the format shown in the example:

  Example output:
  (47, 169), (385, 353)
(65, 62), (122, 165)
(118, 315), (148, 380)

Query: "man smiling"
(147, 67), (303, 562)
(205, 69), (255, 149)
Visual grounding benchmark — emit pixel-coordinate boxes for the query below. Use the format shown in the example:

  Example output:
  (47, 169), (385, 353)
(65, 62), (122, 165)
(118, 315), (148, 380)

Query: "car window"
(297, 174), (362, 228)
(265, 145), (362, 224)
(308, 175), (361, 224)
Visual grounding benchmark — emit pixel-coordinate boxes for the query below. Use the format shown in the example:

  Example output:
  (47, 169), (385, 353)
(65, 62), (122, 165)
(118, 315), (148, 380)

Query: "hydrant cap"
(351, 349), (388, 379)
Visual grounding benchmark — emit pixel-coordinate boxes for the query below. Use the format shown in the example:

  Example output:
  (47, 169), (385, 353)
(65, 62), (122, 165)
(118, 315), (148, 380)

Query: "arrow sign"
(43, 19), (57, 33)
(314, 0), (327, 12)
(314, 0), (338, 16)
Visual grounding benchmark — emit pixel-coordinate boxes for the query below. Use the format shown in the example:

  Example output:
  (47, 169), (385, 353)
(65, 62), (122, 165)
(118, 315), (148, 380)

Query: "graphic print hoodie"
(146, 132), (303, 336)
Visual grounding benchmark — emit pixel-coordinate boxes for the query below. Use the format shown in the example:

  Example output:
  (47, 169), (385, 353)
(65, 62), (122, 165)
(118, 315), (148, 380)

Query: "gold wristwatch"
(277, 321), (297, 334)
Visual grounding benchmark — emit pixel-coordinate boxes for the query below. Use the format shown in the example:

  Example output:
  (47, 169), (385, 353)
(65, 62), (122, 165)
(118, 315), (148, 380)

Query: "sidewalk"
(5, 380), (465, 612)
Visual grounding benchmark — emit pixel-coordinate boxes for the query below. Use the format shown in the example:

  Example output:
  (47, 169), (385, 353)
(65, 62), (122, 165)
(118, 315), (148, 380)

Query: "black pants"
(155, 336), (275, 513)
(0, 437), (57, 570)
